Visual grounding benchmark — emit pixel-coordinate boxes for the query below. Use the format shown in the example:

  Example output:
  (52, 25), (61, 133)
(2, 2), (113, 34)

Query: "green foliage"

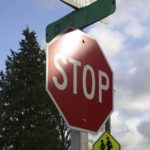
(0, 28), (70, 150)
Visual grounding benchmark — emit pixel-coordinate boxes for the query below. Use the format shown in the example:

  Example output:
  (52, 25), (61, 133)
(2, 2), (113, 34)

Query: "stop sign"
(46, 29), (113, 133)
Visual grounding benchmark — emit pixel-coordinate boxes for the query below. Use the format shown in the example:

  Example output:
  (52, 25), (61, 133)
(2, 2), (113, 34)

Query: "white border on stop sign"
(46, 29), (114, 134)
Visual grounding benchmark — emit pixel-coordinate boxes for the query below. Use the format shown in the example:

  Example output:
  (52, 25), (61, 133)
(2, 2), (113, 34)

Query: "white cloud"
(110, 0), (150, 42)
(111, 111), (150, 150)
(131, 44), (150, 94)
(117, 94), (150, 115)
(111, 111), (129, 135)
(125, 22), (146, 39)
(111, 0), (150, 26)
(111, 42), (150, 86)
(88, 24), (125, 58)
(138, 120), (150, 141)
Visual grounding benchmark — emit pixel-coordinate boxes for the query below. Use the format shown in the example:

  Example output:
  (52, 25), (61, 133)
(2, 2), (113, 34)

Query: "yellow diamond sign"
(93, 131), (121, 150)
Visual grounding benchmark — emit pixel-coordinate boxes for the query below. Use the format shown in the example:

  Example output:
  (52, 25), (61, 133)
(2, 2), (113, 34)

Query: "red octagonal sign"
(46, 29), (113, 133)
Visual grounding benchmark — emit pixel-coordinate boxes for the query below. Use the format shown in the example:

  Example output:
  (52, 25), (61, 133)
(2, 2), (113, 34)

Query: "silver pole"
(71, 129), (88, 150)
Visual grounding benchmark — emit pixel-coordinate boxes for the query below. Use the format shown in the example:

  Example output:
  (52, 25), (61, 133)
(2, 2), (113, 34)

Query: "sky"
(0, 0), (150, 150)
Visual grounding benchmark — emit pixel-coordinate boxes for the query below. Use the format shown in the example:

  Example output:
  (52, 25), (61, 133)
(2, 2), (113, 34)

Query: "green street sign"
(46, 0), (116, 42)
(93, 131), (121, 150)
(61, 0), (97, 9)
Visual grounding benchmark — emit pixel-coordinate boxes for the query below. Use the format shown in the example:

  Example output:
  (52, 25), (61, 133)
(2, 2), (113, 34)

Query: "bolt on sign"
(46, 29), (113, 133)
(93, 131), (121, 150)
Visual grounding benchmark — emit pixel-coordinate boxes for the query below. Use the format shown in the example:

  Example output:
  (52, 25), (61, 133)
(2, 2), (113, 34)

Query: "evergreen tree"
(0, 28), (70, 150)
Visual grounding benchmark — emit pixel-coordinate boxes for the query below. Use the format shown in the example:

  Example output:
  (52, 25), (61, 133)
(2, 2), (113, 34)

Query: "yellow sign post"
(93, 131), (121, 150)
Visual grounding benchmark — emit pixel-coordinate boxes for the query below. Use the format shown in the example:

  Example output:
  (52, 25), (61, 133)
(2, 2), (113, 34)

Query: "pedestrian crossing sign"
(93, 131), (121, 150)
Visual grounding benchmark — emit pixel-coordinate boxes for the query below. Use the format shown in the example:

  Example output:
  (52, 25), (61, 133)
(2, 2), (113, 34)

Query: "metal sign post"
(105, 117), (111, 133)
(71, 130), (88, 150)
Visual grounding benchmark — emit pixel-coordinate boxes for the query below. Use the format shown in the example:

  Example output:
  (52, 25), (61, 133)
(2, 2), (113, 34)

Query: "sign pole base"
(71, 129), (88, 150)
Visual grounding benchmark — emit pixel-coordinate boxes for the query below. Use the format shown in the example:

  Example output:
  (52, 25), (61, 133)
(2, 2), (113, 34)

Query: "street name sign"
(46, 0), (116, 42)
(46, 29), (113, 133)
(61, 0), (97, 9)
(93, 131), (121, 150)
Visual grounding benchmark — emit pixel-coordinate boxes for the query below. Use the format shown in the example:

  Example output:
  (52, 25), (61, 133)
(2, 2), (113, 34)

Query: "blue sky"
(0, 0), (73, 70)
(1, 0), (150, 150)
